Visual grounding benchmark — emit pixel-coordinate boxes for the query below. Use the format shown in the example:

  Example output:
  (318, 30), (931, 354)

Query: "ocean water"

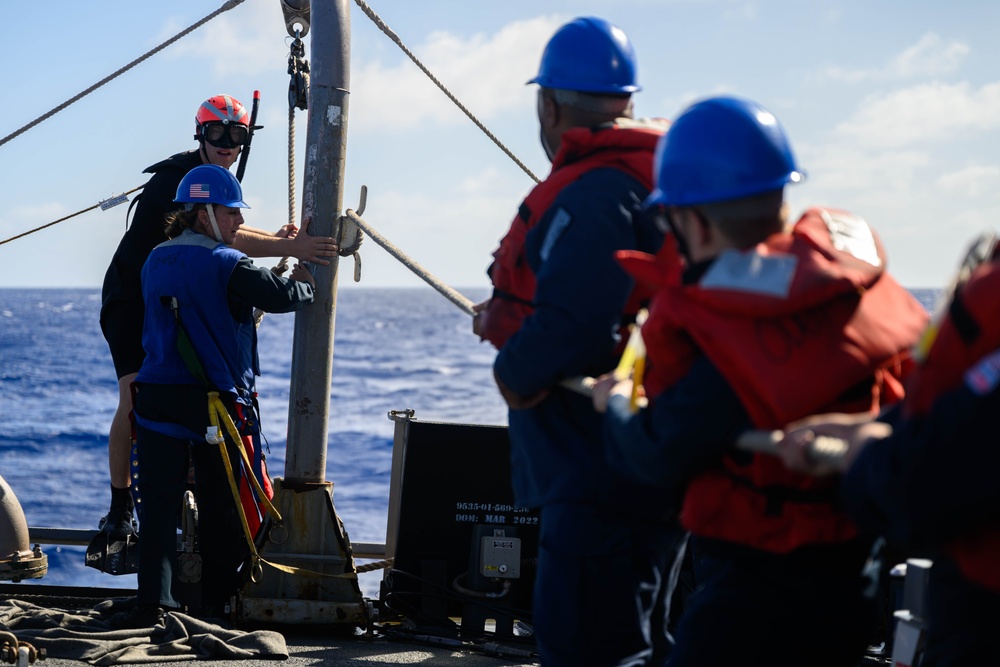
(0, 286), (938, 596)
(0, 285), (505, 596)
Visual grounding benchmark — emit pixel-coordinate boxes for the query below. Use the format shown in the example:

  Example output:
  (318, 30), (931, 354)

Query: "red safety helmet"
(194, 95), (249, 148)
(195, 94), (249, 127)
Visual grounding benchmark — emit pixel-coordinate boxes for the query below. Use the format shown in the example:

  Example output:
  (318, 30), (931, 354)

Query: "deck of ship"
(0, 583), (538, 666)
(37, 633), (539, 667)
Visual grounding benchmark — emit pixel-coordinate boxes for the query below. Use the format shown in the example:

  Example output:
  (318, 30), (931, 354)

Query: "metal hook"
(269, 522), (288, 545)
(350, 186), (368, 282)
(356, 185), (367, 217)
(250, 557), (264, 584)
(280, 0), (310, 39)
(287, 36), (309, 112)
(335, 186), (367, 283)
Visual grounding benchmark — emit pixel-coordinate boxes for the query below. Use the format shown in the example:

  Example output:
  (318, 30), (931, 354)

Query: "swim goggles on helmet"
(200, 122), (248, 148)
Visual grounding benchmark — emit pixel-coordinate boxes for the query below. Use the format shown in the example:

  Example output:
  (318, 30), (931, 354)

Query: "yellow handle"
(615, 309), (647, 412)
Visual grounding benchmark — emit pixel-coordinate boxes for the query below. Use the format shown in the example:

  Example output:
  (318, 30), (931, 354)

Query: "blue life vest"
(137, 230), (258, 402)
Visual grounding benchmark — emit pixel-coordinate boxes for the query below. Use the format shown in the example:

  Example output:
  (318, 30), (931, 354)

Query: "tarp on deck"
(0, 598), (287, 665)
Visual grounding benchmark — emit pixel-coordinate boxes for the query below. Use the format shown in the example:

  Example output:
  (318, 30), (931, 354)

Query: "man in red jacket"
(475, 17), (680, 667)
(593, 95), (928, 666)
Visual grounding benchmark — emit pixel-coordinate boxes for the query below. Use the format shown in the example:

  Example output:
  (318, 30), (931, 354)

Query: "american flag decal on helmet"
(189, 184), (210, 198)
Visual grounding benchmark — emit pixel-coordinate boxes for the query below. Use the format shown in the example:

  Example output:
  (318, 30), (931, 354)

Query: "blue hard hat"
(645, 96), (805, 208)
(174, 164), (250, 208)
(527, 17), (640, 94)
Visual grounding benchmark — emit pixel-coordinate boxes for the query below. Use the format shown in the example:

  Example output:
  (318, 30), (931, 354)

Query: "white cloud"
(834, 81), (1000, 148)
(454, 167), (508, 195)
(800, 144), (931, 193)
(349, 16), (565, 132)
(936, 165), (1000, 197)
(654, 84), (738, 120)
(157, 0), (291, 76)
(893, 33), (970, 78)
(720, 1), (759, 21)
(1, 202), (69, 234)
(822, 32), (969, 83)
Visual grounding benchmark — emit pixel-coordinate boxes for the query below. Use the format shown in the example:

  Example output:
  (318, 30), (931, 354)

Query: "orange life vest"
(640, 209), (928, 553)
(903, 256), (1000, 592)
(479, 119), (666, 349)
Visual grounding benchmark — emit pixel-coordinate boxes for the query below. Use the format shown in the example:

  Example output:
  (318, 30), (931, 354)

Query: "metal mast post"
(239, 0), (365, 625)
(286, 0), (349, 482)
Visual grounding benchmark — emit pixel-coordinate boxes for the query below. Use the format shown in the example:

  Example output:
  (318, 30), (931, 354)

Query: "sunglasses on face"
(649, 206), (693, 261)
(201, 122), (248, 148)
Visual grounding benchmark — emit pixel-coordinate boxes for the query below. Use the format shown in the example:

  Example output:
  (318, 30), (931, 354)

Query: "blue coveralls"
(494, 167), (682, 667)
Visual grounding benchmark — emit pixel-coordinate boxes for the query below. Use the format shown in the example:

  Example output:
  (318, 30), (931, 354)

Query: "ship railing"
(26, 527), (386, 560)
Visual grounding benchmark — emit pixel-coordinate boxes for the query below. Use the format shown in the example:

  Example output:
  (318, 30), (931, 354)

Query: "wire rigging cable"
(0, 1), (247, 150)
(352, 0), (541, 184)
(0, 186), (144, 247)
(2, 1), (542, 252)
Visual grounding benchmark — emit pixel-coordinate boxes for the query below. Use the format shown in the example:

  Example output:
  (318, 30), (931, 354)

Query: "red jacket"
(640, 209), (928, 553)
(479, 119), (666, 349)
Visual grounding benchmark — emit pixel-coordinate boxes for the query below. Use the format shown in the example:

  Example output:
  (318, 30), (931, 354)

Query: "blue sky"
(1, 0), (998, 290)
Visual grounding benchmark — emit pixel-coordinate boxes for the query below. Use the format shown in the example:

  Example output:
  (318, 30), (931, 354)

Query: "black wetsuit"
(100, 150), (202, 378)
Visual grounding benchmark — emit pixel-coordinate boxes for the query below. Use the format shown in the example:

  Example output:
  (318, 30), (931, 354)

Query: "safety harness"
(162, 295), (281, 582)
(161, 296), (359, 583)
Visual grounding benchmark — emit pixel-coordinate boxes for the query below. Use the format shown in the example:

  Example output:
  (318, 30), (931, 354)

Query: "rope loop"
(355, 558), (394, 573)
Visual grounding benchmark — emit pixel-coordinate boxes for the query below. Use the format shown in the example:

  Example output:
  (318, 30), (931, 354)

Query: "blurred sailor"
(779, 236), (1000, 667)
(476, 17), (681, 667)
(592, 95), (928, 666)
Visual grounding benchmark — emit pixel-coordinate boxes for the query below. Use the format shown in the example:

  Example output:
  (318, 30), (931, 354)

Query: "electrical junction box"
(383, 414), (539, 626)
(480, 531), (521, 579)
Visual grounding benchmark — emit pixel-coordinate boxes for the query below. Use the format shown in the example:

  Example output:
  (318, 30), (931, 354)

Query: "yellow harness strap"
(206, 392), (358, 582)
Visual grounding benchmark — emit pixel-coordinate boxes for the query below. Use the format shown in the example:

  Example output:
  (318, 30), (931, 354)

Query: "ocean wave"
(0, 285), (933, 595)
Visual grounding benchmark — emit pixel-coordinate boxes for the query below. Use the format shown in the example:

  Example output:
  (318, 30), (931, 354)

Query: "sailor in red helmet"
(778, 240), (1000, 666)
(591, 95), (928, 666)
(476, 17), (680, 667)
(95, 94), (337, 573)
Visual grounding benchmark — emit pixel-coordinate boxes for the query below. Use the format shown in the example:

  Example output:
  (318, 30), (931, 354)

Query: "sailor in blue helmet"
(777, 240), (1000, 666)
(96, 94), (337, 575)
(590, 96), (928, 666)
(111, 165), (316, 628)
(473, 16), (682, 667)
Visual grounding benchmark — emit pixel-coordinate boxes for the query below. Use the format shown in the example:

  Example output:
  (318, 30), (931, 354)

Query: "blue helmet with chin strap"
(645, 95), (805, 209)
(527, 17), (640, 94)
(174, 164), (250, 208)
